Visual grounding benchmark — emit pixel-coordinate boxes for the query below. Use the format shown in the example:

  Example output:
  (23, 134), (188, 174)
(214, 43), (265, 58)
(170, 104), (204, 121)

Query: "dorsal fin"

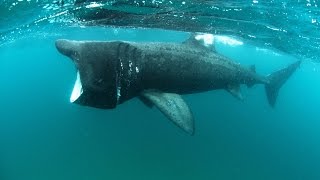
(183, 33), (216, 52)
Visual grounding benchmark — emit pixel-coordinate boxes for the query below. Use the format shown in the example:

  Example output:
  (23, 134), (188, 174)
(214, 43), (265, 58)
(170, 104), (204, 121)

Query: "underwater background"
(1, 1), (320, 180)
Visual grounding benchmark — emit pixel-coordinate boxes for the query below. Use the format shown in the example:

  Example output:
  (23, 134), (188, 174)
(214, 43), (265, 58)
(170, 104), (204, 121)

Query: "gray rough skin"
(56, 39), (267, 107)
(55, 37), (300, 135)
(132, 42), (268, 94)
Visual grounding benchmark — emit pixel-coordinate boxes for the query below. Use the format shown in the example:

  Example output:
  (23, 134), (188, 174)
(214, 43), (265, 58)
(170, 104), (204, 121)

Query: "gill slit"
(116, 42), (126, 104)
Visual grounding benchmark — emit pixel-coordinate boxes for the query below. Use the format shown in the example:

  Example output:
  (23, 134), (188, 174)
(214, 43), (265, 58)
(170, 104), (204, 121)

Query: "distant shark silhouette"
(55, 34), (301, 135)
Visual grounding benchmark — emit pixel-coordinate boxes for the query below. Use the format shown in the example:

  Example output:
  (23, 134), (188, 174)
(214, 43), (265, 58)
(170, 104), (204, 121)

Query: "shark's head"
(55, 39), (119, 109)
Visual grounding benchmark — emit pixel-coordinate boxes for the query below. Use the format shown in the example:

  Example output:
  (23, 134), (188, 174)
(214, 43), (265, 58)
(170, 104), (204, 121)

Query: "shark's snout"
(55, 39), (80, 59)
(56, 39), (83, 103)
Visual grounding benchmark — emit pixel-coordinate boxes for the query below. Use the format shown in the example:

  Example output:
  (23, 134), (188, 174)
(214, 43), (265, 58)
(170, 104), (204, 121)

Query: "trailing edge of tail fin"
(265, 60), (301, 107)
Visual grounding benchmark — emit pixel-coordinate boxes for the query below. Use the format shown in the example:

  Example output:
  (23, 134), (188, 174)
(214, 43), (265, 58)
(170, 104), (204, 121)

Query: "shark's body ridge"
(55, 34), (300, 135)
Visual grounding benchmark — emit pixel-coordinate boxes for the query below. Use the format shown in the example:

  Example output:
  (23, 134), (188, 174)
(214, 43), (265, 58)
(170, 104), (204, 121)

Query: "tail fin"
(265, 60), (301, 107)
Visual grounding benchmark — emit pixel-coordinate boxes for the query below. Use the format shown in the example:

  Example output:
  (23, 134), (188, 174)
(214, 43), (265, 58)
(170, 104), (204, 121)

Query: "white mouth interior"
(70, 71), (83, 103)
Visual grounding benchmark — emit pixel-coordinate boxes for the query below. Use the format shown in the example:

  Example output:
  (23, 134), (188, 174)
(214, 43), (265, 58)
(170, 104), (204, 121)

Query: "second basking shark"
(55, 34), (301, 135)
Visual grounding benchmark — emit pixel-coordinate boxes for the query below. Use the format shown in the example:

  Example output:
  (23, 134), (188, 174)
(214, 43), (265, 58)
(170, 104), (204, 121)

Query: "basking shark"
(55, 34), (300, 135)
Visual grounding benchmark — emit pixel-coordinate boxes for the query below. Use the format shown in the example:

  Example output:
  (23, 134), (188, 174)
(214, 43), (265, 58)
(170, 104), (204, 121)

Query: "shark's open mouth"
(70, 71), (83, 103)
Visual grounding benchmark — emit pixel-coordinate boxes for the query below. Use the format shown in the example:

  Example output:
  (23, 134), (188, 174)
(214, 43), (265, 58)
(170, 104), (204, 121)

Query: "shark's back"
(130, 42), (255, 94)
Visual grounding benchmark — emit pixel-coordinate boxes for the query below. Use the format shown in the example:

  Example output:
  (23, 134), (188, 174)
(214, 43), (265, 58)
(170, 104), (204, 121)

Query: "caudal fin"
(265, 60), (301, 107)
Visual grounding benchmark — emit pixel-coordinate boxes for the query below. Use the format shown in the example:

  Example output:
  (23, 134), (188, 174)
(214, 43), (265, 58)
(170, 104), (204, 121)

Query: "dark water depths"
(1, 1), (320, 179)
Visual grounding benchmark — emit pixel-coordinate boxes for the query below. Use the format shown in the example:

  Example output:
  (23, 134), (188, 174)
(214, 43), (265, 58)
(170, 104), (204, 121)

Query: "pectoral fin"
(138, 96), (154, 108)
(141, 90), (194, 135)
